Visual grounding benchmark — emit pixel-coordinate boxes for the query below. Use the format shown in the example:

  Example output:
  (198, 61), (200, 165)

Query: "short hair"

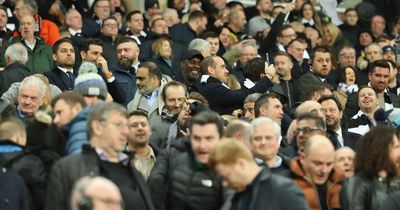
(226, 1), (244, 10)
(250, 117), (281, 139)
(0, 5), (8, 14)
(190, 111), (224, 137)
(310, 46), (333, 62)
(224, 120), (250, 138)
(128, 110), (148, 119)
(287, 38), (307, 48)
(244, 93), (262, 104)
(125, 10), (141, 22)
(115, 36), (138, 47)
(51, 91), (87, 109)
(102, 16), (118, 27)
(139, 61), (162, 80)
(18, 0), (38, 15)
(369, 59), (390, 73)
(162, 8), (177, 19)
(5, 43), (28, 64)
(358, 85), (378, 98)
(243, 57), (265, 82)
(19, 75), (47, 98)
(87, 102), (128, 138)
(318, 95), (343, 111)
(274, 51), (293, 61)
(200, 56), (217, 74)
(0, 117), (26, 140)
(188, 38), (210, 52)
(344, 8), (356, 15)
(297, 112), (326, 131)
(188, 10), (206, 22)
(208, 139), (253, 168)
(80, 38), (103, 53)
(152, 37), (172, 57)
(365, 43), (383, 56)
(161, 80), (187, 102)
(254, 93), (281, 118)
(188, 92), (209, 106)
(277, 25), (294, 37)
(52, 38), (73, 54)
(201, 31), (219, 40)
(355, 125), (398, 180)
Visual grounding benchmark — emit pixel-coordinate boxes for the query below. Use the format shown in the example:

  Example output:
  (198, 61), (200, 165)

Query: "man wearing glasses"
(45, 102), (155, 210)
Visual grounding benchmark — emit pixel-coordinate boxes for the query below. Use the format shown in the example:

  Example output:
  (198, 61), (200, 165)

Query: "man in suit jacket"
(198, 56), (274, 115)
(295, 46), (335, 103)
(44, 38), (76, 91)
(319, 95), (361, 150)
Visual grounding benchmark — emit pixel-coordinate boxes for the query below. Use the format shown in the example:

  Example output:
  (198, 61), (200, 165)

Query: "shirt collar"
(95, 148), (129, 166)
(57, 66), (74, 74)
(68, 28), (82, 36)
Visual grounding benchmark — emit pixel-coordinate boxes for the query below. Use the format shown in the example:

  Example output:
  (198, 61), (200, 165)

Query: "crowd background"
(1, 0), (400, 210)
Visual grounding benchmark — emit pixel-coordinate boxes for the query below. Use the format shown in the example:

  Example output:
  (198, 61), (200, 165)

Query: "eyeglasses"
(295, 127), (322, 135)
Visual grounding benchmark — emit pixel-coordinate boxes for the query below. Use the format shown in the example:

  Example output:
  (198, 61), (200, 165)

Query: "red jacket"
(13, 15), (60, 46)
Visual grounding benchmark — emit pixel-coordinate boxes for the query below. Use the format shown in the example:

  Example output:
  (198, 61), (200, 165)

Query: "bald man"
(334, 147), (355, 178)
(70, 176), (123, 210)
(295, 100), (326, 120)
(289, 135), (346, 210)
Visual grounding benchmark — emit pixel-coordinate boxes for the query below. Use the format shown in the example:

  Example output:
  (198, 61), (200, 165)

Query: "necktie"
(328, 131), (340, 149)
(66, 71), (75, 88)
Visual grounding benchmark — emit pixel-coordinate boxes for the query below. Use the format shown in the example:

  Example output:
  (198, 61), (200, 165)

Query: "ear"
(91, 120), (103, 136)
(207, 66), (214, 75)
(259, 106), (267, 116)
(339, 110), (343, 119)
(52, 53), (57, 62)
(80, 51), (87, 60)
(368, 72), (372, 81)
(72, 104), (83, 115)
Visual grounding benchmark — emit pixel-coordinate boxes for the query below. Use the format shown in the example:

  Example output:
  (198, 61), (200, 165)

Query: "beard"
(183, 69), (200, 84)
(326, 118), (340, 131)
(118, 57), (134, 70)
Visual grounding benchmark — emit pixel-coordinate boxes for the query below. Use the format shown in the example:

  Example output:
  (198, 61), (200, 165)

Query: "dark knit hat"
(145, 0), (159, 11)
(74, 62), (108, 100)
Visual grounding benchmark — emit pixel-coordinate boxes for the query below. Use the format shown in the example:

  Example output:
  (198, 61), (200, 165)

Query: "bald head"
(301, 135), (335, 185)
(224, 120), (251, 145)
(296, 100), (325, 120)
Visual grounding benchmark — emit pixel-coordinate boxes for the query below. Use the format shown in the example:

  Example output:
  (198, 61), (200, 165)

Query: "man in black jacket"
(0, 43), (30, 96)
(148, 111), (232, 210)
(198, 56), (273, 115)
(209, 139), (310, 210)
(45, 102), (155, 210)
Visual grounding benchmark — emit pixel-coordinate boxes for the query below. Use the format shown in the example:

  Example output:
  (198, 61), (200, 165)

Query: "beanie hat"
(374, 108), (400, 127)
(74, 62), (108, 100)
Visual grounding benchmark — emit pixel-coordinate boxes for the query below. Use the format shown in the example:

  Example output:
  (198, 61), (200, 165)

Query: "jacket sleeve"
(148, 148), (172, 210)
(45, 161), (68, 210)
(259, 12), (286, 56)
(278, 178), (311, 210)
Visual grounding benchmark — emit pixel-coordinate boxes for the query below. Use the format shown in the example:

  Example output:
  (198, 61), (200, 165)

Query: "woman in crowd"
(333, 65), (358, 108)
(150, 37), (178, 79)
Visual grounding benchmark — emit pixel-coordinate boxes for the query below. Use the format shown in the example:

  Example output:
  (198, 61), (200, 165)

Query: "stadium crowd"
(1, 0), (400, 209)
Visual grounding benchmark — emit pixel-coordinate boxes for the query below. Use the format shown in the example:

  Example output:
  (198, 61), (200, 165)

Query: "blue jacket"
(111, 65), (137, 107)
(63, 106), (93, 155)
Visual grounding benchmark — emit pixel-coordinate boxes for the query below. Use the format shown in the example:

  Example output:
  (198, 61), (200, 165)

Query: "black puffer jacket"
(148, 137), (227, 210)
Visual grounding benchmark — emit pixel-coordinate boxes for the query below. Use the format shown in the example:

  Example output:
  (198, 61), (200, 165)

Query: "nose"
(53, 115), (60, 125)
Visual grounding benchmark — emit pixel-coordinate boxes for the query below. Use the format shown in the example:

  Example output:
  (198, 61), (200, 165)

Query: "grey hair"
(250, 117), (281, 139)
(5, 43), (28, 64)
(244, 93), (262, 103)
(19, 75), (47, 98)
(87, 102), (128, 138)
(188, 38), (210, 52)
(162, 8), (178, 19)
(365, 43), (383, 55)
(18, 0), (38, 15)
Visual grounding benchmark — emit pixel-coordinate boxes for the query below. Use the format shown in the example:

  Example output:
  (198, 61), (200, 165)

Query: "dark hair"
(129, 110), (148, 119)
(51, 91), (87, 108)
(139, 61), (162, 80)
(226, 1), (244, 10)
(302, 83), (331, 101)
(243, 57), (265, 83)
(52, 38), (73, 54)
(125, 10), (142, 22)
(369, 59), (391, 73)
(287, 38), (307, 49)
(318, 95), (343, 111)
(115, 36), (138, 47)
(300, 1), (315, 19)
(277, 25), (293, 37)
(310, 46), (333, 62)
(0, 5), (8, 14)
(355, 125), (399, 180)
(190, 111), (224, 137)
(274, 51), (293, 61)
(336, 65), (357, 84)
(297, 112), (326, 131)
(344, 8), (356, 15)
(188, 10), (206, 22)
(254, 93), (280, 118)
(201, 31), (219, 39)
(161, 80), (187, 102)
(80, 39), (103, 53)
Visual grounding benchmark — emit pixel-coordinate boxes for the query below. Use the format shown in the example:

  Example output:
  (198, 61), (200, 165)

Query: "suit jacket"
(44, 67), (76, 91)
(328, 129), (361, 150)
(198, 76), (273, 115)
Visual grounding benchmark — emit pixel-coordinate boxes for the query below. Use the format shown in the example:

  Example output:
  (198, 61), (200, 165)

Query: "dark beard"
(118, 58), (134, 70)
(183, 69), (200, 84)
